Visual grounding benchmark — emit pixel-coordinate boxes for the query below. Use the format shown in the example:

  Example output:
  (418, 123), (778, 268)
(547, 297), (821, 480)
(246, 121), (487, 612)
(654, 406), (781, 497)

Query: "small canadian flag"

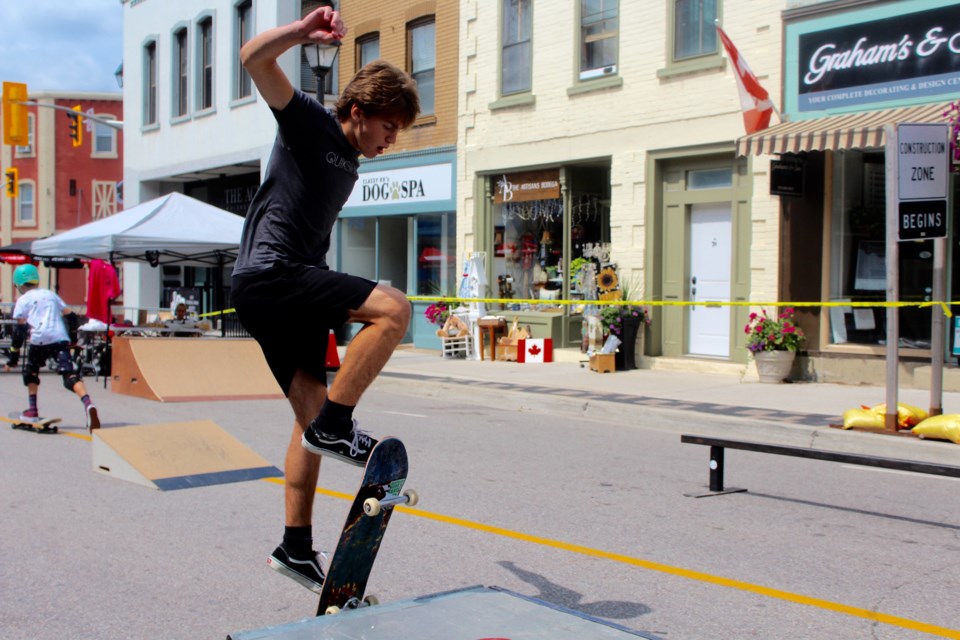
(517, 338), (553, 364)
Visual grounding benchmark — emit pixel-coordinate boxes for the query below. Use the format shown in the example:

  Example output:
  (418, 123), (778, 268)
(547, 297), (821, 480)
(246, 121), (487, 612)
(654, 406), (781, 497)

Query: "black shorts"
(26, 341), (74, 375)
(231, 263), (376, 396)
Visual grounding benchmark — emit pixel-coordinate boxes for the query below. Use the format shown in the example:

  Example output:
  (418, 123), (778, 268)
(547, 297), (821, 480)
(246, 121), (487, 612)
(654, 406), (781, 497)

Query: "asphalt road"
(1, 370), (959, 640)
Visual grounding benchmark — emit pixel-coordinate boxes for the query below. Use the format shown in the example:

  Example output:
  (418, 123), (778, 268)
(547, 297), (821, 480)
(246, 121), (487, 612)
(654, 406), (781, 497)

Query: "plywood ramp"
(92, 420), (282, 490)
(110, 337), (284, 402)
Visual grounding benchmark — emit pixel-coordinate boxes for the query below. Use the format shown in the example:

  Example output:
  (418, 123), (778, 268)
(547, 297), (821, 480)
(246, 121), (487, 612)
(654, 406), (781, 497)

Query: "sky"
(0, 0), (124, 94)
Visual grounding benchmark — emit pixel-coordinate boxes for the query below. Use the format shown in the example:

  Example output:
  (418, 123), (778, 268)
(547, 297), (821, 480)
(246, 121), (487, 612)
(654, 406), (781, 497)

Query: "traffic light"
(4, 167), (17, 198)
(2, 82), (29, 146)
(67, 105), (83, 147)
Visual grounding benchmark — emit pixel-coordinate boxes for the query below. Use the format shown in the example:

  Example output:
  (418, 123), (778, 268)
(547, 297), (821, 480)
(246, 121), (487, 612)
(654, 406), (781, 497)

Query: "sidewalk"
(378, 346), (960, 464)
(383, 346), (960, 420)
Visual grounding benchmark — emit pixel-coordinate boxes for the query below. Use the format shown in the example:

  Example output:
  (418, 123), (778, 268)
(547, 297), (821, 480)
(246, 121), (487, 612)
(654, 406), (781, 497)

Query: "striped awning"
(736, 102), (953, 156)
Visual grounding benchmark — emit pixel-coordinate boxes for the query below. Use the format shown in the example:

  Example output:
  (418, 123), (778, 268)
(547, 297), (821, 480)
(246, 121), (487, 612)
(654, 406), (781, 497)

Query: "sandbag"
(842, 408), (885, 430)
(912, 414), (960, 444)
(868, 403), (928, 429)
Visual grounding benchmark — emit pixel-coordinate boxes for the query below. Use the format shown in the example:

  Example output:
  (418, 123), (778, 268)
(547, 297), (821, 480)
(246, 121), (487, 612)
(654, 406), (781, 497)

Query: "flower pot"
(754, 350), (795, 384)
(616, 315), (643, 371)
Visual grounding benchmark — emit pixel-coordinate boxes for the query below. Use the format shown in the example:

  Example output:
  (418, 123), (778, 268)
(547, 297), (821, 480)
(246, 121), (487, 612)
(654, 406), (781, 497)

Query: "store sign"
(796, 3), (960, 111)
(344, 162), (452, 208)
(896, 123), (948, 240)
(494, 169), (561, 204)
(769, 159), (804, 197)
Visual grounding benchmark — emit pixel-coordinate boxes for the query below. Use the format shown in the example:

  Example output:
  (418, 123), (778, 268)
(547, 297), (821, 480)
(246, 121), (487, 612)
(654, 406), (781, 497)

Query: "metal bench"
(681, 434), (960, 497)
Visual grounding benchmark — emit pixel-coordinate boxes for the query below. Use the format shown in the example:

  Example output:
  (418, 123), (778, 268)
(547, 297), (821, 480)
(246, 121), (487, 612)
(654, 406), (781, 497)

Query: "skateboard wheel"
(363, 497), (381, 517)
(363, 595), (379, 606)
(51, 426), (58, 433)
(324, 605), (340, 615)
(403, 489), (419, 507)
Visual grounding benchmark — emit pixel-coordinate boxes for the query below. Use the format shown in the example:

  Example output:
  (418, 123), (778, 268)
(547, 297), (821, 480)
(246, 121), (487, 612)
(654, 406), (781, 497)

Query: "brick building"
(0, 91), (123, 307)
(334, 0), (460, 346)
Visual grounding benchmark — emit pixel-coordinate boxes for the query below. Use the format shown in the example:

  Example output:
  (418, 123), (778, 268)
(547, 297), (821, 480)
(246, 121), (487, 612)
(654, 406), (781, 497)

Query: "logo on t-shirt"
(326, 151), (358, 178)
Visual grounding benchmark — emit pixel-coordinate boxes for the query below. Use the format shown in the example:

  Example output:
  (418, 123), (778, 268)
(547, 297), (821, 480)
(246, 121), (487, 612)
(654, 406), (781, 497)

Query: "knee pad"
(56, 348), (74, 373)
(22, 370), (40, 386)
(63, 373), (82, 391)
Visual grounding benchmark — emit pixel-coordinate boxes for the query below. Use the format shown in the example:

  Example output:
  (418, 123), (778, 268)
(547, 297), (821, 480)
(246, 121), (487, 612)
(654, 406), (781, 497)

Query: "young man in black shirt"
(231, 5), (419, 593)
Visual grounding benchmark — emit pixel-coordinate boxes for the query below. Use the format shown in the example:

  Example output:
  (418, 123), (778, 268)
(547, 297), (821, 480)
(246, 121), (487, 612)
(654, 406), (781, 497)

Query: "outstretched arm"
(240, 6), (346, 111)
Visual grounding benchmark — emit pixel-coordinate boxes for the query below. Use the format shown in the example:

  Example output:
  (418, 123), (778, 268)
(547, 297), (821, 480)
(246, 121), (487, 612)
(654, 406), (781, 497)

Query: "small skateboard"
(0, 413), (62, 434)
(316, 436), (418, 616)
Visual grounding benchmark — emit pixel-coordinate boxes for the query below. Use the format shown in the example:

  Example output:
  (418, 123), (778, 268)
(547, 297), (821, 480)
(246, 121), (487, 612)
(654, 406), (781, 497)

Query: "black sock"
(283, 526), (313, 557)
(313, 399), (355, 436)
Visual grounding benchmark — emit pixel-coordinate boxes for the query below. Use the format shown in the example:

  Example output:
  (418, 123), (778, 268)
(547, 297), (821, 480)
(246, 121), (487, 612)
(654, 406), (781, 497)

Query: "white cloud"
(0, 0), (123, 93)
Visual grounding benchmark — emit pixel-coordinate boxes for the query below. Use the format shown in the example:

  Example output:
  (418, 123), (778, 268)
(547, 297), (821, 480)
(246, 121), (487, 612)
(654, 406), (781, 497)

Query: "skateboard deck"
(316, 436), (416, 615)
(1, 413), (62, 433)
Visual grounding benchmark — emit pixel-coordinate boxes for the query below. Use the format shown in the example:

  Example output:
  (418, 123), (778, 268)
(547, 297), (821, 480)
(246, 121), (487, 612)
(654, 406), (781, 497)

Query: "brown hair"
(335, 60), (420, 128)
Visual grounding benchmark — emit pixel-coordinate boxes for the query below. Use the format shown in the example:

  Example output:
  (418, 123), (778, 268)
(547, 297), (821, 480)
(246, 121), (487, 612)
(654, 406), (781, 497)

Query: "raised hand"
(299, 6), (346, 44)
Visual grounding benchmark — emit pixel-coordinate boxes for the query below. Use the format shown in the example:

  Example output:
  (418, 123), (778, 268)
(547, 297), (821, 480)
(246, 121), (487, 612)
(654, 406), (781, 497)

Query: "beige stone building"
(457, 0), (960, 389)
(457, 0), (785, 369)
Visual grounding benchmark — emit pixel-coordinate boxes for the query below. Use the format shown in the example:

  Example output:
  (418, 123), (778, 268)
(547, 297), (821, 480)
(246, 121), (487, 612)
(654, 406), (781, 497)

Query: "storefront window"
(828, 150), (932, 348)
(338, 213), (455, 295)
(492, 168), (609, 305)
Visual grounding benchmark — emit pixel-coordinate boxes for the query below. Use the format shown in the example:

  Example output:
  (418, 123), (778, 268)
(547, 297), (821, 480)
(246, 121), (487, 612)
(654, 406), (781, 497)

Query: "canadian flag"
(517, 338), (553, 364)
(716, 25), (775, 134)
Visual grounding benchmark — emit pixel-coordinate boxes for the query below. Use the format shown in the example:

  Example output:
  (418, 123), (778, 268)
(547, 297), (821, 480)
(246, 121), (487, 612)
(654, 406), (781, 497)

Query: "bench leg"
(684, 445), (748, 498)
(710, 446), (724, 492)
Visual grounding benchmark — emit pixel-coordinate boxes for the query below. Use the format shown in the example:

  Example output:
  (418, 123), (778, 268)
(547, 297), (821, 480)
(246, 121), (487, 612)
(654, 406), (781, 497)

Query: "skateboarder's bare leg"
(286, 370), (326, 526)
(327, 284), (410, 407)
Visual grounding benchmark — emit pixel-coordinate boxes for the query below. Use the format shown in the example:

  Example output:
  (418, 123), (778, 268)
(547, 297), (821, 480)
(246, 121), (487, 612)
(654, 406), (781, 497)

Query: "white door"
(688, 203), (732, 357)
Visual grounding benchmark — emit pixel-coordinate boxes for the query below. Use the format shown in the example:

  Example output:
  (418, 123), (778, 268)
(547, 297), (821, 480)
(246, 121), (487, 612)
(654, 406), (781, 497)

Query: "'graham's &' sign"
(791, 2), (960, 112)
(345, 162), (452, 208)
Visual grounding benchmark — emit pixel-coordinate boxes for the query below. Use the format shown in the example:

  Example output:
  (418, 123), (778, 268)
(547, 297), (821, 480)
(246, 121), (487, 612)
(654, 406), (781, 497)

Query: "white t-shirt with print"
(13, 288), (69, 345)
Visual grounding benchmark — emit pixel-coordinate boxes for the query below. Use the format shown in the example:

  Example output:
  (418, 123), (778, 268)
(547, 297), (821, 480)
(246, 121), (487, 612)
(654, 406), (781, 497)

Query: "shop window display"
(493, 190), (609, 307)
(828, 150), (932, 348)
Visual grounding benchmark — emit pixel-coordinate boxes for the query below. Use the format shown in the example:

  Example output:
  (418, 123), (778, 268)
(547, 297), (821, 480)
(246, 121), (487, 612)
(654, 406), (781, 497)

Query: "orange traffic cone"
(325, 331), (341, 370)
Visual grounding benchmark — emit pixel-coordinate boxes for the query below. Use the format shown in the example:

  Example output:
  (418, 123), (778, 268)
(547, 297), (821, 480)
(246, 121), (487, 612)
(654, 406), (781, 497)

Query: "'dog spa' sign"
(788, 2), (960, 113)
(345, 162), (452, 208)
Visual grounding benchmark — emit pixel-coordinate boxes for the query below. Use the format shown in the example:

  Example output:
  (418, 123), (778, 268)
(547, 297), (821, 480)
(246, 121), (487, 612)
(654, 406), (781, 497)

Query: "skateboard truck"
(363, 489), (418, 517)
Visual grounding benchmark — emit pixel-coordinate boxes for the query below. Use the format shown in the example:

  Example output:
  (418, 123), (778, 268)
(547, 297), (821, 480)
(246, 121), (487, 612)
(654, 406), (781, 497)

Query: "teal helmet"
(13, 263), (39, 287)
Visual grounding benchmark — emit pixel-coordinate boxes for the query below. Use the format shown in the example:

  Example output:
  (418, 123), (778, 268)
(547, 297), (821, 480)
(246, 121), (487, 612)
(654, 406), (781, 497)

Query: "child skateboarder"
(231, 5), (420, 593)
(4, 264), (100, 432)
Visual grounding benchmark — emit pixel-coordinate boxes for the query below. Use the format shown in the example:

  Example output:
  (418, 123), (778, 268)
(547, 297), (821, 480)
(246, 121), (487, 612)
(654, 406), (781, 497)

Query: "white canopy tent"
(31, 192), (245, 267)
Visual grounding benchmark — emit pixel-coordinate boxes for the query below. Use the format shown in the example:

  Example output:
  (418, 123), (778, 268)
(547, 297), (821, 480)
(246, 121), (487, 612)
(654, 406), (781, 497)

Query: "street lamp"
(114, 63), (123, 89)
(303, 41), (340, 104)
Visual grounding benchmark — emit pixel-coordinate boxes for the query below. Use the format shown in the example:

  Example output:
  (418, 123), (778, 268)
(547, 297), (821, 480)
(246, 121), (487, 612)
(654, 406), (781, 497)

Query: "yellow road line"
(64, 432), (92, 441)
(259, 478), (960, 639)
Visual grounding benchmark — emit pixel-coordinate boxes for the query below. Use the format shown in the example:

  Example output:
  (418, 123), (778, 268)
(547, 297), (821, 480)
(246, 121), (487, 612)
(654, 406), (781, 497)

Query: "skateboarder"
(231, 5), (419, 593)
(4, 264), (100, 432)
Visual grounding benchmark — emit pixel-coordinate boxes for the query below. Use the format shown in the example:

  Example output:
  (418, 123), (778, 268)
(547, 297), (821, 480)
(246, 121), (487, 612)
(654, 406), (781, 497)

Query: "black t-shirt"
(233, 90), (360, 275)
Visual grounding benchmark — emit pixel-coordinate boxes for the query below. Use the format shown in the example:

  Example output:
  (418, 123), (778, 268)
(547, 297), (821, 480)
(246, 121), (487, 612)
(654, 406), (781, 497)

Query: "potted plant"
(745, 307), (805, 383)
(424, 301), (450, 328)
(600, 303), (650, 371)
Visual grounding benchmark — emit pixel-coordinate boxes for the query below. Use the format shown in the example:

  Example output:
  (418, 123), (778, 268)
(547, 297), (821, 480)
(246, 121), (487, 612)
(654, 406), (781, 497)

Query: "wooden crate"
(589, 353), (615, 373)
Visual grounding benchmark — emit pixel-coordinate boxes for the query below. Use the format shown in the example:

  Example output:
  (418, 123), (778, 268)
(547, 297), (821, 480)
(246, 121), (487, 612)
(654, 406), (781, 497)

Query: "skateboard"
(316, 436), (418, 616)
(0, 412), (62, 434)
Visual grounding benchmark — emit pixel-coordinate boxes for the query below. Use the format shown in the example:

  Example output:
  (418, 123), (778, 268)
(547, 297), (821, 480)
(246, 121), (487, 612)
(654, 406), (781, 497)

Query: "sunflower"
(597, 266), (619, 293)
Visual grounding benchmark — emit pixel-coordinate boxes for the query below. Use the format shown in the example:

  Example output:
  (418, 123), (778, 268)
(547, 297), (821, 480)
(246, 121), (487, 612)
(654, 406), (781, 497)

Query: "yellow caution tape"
(203, 297), (956, 319)
(408, 296), (954, 318)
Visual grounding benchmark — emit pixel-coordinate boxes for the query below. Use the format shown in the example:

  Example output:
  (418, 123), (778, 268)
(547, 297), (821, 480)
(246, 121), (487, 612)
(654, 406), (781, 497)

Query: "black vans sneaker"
(267, 545), (326, 593)
(301, 419), (378, 467)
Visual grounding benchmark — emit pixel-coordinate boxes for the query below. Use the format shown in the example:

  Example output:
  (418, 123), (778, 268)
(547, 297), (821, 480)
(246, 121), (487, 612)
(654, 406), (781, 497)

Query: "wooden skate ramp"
(110, 337), (284, 402)
(92, 419), (282, 490)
